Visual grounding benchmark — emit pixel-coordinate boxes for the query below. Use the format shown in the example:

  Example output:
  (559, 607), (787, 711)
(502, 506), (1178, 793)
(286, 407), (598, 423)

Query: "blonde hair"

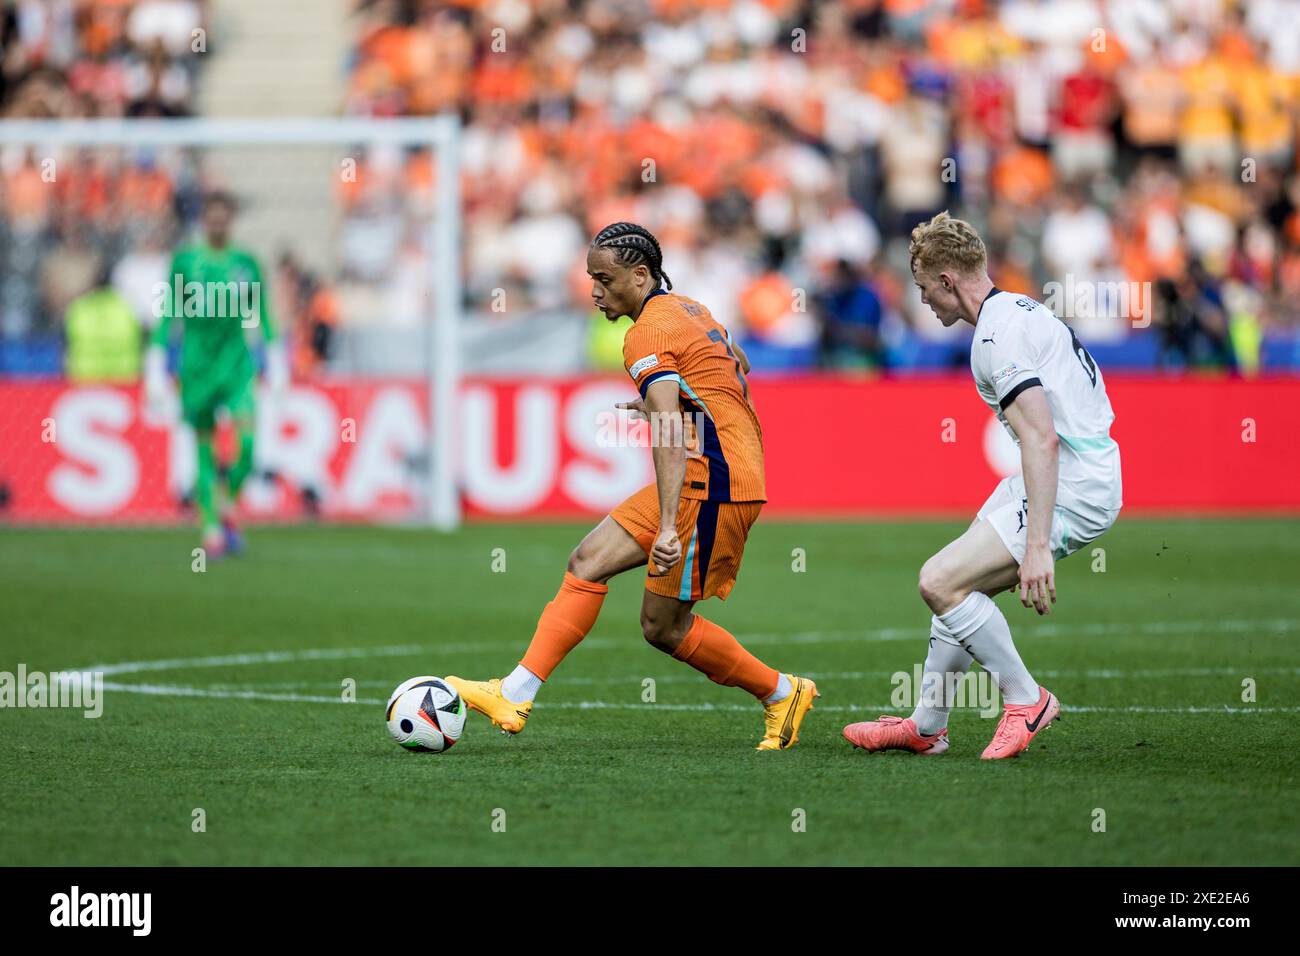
(908, 211), (987, 278)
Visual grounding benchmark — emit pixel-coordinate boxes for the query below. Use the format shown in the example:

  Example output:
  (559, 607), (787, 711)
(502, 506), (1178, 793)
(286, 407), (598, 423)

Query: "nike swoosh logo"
(779, 680), (803, 746)
(1025, 696), (1053, 733)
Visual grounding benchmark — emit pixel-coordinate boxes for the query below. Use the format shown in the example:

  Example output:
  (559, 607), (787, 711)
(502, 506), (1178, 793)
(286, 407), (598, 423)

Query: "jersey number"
(1067, 325), (1098, 387)
(707, 329), (749, 400)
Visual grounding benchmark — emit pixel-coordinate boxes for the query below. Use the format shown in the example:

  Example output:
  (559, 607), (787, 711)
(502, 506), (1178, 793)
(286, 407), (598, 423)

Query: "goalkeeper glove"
(142, 345), (173, 424)
(264, 340), (290, 402)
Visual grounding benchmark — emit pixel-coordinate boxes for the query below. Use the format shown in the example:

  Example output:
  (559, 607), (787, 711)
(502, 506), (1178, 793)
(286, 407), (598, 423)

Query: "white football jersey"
(970, 288), (1122, 513)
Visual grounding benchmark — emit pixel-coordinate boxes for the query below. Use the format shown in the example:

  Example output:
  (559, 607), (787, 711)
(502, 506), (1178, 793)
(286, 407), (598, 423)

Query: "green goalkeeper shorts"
(181, 372), (256, 431)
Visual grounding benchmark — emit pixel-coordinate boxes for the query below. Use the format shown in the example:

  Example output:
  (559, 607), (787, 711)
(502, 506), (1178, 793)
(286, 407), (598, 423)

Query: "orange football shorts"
(610, 482), (763, 602)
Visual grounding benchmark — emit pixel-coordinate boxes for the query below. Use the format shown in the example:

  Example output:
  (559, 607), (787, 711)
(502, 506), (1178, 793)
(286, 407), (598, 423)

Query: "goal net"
(0, 116), (463, 530)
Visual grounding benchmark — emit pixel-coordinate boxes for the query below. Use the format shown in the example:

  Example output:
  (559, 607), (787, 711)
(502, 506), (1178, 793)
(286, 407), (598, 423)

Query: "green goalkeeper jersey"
(151, 242), (276, 388)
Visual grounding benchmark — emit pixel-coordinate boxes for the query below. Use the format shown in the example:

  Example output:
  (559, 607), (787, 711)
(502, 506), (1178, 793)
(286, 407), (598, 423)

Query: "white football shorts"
(977, 474), (1120, 564)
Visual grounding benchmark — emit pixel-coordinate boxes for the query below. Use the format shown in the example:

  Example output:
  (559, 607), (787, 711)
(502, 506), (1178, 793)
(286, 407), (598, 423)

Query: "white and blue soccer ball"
(385, 676), (466, 752)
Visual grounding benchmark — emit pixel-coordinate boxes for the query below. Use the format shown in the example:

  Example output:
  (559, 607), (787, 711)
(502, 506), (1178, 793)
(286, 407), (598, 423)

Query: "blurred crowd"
(0, 0), (212, 371)
(1, 0), (206, 118)
(5, 0), (1300, 376)
(342, 0), (1300, 372)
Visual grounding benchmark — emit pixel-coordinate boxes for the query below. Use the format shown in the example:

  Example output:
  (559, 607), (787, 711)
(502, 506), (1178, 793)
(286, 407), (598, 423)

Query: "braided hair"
(590, 222), (673, 291)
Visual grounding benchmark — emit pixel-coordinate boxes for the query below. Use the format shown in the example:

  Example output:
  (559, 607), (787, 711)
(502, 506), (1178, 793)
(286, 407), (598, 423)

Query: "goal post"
(0, 116), (463, 530)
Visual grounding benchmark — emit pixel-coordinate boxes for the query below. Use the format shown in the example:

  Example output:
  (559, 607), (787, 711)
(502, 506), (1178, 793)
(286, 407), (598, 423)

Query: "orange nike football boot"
(842, 715), (949, 754)
(981, 686), (1060, 759)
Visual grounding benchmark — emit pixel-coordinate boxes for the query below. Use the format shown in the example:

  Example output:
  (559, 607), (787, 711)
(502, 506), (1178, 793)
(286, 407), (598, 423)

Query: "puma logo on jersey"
(981, 334), (996, 344)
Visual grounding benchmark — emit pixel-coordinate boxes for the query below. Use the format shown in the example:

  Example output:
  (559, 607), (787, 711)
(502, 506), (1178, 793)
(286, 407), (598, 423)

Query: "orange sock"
(672, 615), (780, 700)
(519, 571), (608, 680)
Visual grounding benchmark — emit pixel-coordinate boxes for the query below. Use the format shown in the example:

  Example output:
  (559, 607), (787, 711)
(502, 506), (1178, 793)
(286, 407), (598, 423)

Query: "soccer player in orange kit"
(448, 222), (818, 750)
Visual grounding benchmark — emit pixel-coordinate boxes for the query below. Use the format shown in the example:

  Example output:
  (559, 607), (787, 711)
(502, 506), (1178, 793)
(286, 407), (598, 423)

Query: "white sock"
(500, 664), (543, 704)
(938, 592), (1039, 706)
(910, 617), (974, 736)
(764, 672), (792, 704)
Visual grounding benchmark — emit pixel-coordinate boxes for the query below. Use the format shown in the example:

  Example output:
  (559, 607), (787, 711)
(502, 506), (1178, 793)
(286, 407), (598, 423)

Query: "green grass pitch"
(2, 518), (1297, 866)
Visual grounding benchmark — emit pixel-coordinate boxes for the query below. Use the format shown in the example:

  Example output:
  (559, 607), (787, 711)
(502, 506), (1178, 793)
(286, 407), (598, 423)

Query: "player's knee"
(566, 544), (599, 581)
(918, 558), (953, 611)
(640, 608), (674, 652)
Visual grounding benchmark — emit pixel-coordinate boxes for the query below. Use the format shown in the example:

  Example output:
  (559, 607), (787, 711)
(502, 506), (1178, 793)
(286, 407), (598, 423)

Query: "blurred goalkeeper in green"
(144, 190), (287, 558)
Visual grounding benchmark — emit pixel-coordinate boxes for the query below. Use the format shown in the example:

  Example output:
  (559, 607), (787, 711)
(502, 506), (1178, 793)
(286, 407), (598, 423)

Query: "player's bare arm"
(1002, 384), (1060, 615)
(644, 377), (685, 573)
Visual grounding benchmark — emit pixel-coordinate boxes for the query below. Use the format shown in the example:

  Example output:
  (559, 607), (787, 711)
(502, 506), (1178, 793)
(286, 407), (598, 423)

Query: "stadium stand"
(3, 0), (1300, 377)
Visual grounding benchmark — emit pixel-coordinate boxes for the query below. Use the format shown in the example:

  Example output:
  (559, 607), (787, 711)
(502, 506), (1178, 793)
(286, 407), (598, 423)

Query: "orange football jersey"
(622, 290), (765, 502)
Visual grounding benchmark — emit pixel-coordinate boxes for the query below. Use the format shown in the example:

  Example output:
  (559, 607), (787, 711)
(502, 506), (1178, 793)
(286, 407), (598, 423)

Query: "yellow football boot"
(757, 675), (819, 751)
(445, 676), (532, 735)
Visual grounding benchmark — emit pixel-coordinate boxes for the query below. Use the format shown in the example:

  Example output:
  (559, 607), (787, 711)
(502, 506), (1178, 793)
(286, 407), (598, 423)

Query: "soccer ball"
(385, 676), (466, 752)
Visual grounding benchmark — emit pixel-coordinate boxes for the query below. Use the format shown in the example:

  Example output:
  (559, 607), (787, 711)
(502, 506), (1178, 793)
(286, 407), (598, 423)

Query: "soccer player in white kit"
(844, 212), (1123, 759)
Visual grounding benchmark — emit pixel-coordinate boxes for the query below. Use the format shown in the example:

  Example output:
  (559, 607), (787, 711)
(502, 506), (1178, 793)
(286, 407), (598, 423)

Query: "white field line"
(96, 682), (1300, 716)
(87, 645), (432, 677)
(740, 617), (1300, 646)
(70, 616), (1297, 716)
(71, 616), (1300, 680)
(202, 665), (1300, 692)
(530, 665), (1300, 686)
(102, 681), (368, 705)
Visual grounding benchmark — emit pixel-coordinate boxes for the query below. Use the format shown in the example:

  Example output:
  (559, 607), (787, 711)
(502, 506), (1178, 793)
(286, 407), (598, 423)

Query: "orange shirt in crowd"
(991, 145), (1053, 206)
(1122, 63), (1182, 146)
(739, 272), (793, 338)
(1179, 56), (1234, 143)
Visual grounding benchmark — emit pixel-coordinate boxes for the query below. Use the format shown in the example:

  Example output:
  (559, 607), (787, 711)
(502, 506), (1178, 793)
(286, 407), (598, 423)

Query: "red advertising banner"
(0, 376), (1295, 524)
